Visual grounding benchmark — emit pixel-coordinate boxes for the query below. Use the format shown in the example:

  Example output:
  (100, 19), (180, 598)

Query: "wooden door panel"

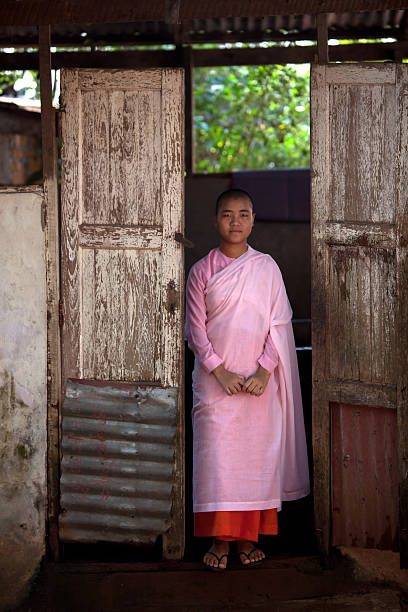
(60, 68), (184, 558)
(311, 64), (407, 564)
(328, 83), (397, 224)
(328, 245), (396, 383)
(81, 248), (162, 382)
(331, 402), (398, 550)
(81, 88), (162, 226)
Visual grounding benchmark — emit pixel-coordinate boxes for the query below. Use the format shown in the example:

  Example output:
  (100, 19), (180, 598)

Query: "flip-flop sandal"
(204, 551), (228, 572)
(238, 547), (265, 568)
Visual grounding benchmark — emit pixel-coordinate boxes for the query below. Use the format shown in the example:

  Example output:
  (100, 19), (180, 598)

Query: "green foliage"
(194, 64), (310, 172)
(0, 69), (40, 98)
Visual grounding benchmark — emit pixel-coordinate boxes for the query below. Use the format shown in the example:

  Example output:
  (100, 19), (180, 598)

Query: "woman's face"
(214, 197), (255, 247)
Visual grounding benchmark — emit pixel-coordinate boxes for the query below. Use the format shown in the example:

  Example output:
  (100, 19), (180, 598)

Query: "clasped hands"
(212, 364), (271, 397)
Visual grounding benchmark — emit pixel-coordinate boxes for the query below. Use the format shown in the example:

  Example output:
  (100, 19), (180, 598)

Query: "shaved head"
(215, 189), (254, 215)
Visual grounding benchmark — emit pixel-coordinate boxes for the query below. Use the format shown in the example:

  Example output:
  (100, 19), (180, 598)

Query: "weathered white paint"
(311, 63), (408, 559)
(0, 187), (47, 609)
(60, 68), (185, 558)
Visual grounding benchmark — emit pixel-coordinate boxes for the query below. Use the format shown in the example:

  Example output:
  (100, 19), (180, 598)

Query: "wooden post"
(316, 14), (329, 65)
(39, 24), (61, 561)
(396, 64), (408, 568)
(184, 46), (195, 176)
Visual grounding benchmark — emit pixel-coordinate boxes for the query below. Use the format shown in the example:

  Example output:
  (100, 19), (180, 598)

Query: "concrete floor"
(10, 549), (408, 612)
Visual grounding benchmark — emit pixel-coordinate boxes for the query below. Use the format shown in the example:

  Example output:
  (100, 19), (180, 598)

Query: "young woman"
(185, 189), (309, 570)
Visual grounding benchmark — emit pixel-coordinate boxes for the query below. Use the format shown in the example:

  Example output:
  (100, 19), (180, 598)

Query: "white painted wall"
(0, 187), (47, 610)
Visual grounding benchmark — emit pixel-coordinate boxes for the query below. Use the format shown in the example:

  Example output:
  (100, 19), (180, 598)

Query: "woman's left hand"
(242, 365), (271, 396)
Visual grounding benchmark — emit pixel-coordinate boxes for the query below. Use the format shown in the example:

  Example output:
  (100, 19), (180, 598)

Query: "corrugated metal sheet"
(59, 379), (178, 546)
(0, 10), (406, 46)
(331, 402), (398, 550)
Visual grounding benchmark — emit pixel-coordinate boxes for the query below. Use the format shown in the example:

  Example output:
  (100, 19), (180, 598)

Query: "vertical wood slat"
(396, 64), (408, 568)
(81, 249), (161, 382)
(310, 64), (331, 561)
(316, 14), (328, 65)
(328, 247), (396, 385)
(60, 69), (81, 385)
(329, 84), (396, 224)
(39, 24), (61, 561)
(183, 46), (195, 176)
(160, 69), (185, 559)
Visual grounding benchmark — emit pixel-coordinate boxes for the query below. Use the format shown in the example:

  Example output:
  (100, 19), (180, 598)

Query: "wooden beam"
(0, 1), (407, 26)
(0, 25), (402, 48)
(4, 41), (408, 71)
(38, 24), (61, 562)
(183, 46), (194, 176)
(316, 14), (328, 65)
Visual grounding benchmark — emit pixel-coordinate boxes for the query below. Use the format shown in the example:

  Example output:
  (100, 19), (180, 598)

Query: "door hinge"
(59, 300), (64, 328)
(174, 232), (194, 248)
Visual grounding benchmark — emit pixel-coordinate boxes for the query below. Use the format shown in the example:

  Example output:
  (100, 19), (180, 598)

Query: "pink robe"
(185, 245), (310, 513)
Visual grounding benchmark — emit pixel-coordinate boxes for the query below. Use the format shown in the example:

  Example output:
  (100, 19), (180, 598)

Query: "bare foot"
(203, 539), (229, 570)
(237, 540), (265, 566)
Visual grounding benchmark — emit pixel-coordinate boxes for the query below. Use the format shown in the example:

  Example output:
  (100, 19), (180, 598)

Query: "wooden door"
(59, 69), (185, 558)
(311, 64), (408, 565)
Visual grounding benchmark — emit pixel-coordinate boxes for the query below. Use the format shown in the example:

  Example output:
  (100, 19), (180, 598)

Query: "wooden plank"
(310, 64), (331, 563)
(316, 14), (328, 65)
(325, 222), (395, 248)
(183, 46), (195, 177)
(328, 81), (397, 225)
(81, 249), (162, 382)
(78, 69), (162, 91)
(60, 69), (81, 383)
(137, 90), (162, 225)
(326, 381), (397, 410)
(39, 24), (61, 562)
(160, 69), (185, 560)
(324, 63), (396, 85)
(78, 225), (162, 250)
(370, 248), (396, 385)
(396, 64), (408, 568)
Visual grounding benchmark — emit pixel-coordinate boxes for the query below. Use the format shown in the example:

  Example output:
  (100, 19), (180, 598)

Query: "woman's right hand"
(211, 365), (244, 396)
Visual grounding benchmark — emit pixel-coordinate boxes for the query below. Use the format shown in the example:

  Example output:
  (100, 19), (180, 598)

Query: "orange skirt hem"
(194, 509), (278, 541)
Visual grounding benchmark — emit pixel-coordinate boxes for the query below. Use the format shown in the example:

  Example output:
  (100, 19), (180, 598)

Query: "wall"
(0, 101), (42, 186)
(0, 187), (47, 610)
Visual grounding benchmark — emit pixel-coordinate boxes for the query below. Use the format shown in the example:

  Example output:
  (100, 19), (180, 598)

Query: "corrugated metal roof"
(59, 379), (178, 546)
(0, 10), (406, 47)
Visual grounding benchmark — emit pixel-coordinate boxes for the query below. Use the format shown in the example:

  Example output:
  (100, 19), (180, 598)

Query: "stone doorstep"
(14, 552), (408, 612)
(35, 555), (360, 611)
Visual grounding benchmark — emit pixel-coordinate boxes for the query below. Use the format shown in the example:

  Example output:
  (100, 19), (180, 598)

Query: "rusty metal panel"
(59, 379), (177, 545)
(331, 402), (398, 550)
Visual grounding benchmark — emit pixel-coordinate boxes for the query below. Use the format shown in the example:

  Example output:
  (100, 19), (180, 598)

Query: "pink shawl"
(186, 246), (310, 513)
